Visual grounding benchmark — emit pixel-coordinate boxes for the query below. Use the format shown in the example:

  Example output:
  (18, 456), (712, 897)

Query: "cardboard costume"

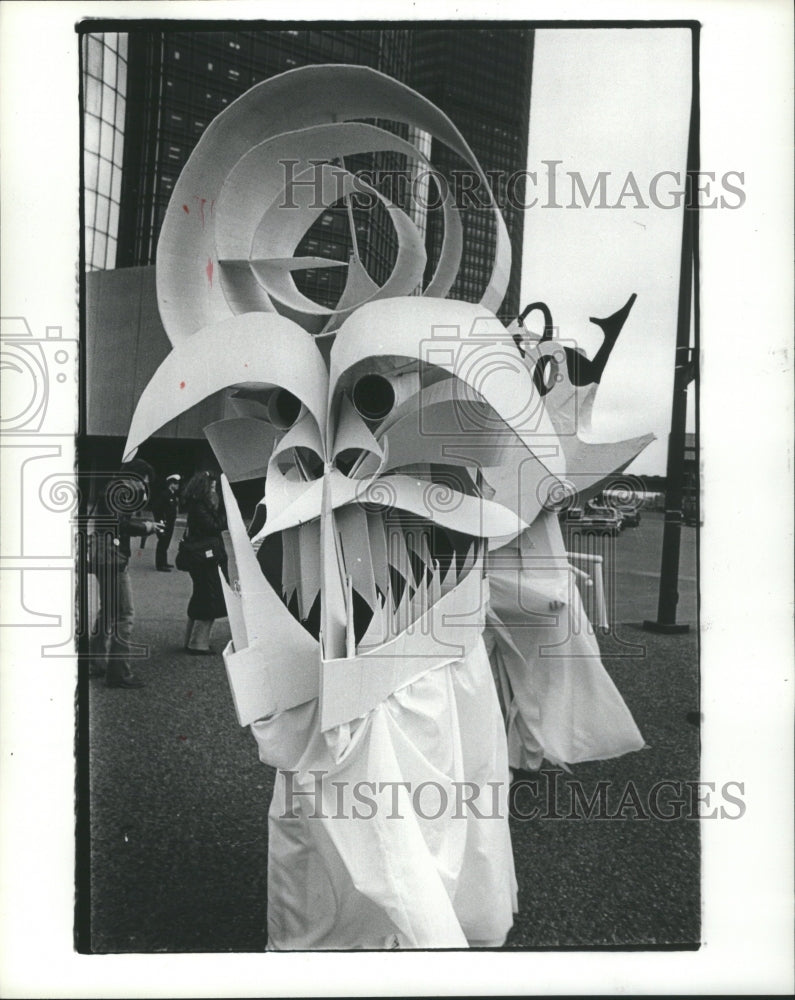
(124, 65), (650, 948)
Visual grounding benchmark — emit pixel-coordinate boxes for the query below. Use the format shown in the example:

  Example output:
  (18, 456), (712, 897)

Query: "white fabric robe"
(250, 638), (518, 949)
(486, 510), (645, 770)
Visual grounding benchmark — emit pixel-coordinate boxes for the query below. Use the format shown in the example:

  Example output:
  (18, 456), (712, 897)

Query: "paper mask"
(123, 63), (652, 736)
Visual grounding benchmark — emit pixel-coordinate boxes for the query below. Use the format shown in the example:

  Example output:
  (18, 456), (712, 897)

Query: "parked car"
(615, 505), (641, 527)
(561, 505), (622, 537)
(595, 492), (642, 527)
(586, 502), (625, 530)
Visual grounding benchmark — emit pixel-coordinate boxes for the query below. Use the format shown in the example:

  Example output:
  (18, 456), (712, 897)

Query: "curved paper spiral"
(156, 64), (511, 344)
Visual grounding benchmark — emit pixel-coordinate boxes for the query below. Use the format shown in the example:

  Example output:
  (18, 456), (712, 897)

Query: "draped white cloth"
(250, 639), (518, 949)
(486, 511), (645, 770)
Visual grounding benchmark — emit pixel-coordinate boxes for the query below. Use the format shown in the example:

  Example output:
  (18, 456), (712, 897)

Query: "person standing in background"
(181, 471), (229, 654)
(89, 459), (164, 688)
(152, 473), (181, 571)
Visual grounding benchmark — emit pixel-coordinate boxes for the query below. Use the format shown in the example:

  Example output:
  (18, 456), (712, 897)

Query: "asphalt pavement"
(84, 512), (699, 952)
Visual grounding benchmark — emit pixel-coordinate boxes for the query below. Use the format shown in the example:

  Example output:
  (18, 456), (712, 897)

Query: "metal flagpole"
(644, 26), (700, 635)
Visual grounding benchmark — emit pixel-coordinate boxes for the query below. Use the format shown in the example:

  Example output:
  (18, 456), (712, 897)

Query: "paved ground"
(84, 512), (699, 952)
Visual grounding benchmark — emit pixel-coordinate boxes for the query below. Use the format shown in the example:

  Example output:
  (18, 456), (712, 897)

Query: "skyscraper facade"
(83, 25), (533, 319)
(409, 27), (533, 320)
(82, 32), (129, 271)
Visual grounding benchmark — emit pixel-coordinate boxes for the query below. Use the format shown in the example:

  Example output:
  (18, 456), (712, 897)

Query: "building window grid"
(83, 33), (128, 270)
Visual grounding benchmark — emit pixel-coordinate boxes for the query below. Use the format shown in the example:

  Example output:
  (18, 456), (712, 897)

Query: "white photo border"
(0, 0), (792, 996)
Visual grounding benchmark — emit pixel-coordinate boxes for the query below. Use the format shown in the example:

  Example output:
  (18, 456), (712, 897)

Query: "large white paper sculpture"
(124, 64), (652, 949)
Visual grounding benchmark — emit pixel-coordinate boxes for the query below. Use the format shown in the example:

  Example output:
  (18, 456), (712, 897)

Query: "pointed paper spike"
(402, 525), (422, 586)
(429, 559), (442, 607)
(281, 527), (300, 603)
(420, 532), (434, 583)
(221, 527), (239, 591)
(336, 505), (378, 611)
(403, 524), (423, 556)
(459, 541), (476, 581)
(563, 435), (656, 507)
(296, 521), (321, 621)
(220, 475), (271, 644)
(366, 513), (390, 598)
(577, 385), (598, 435)
(220, 571), (248, 651)
(345, 575), (356, 659)
(248, 255), (348, 273)
(383, 578), (394, 640)
(440, 558), (457, 597)
(358, 595), (386, 652)
(394, 574), (414, 635)
(409, 570), (428, 626)
(565, 433), (655, 487)
(386, 522), (412, 586)
(319, 470), (347, 660)
(219, 473), (320, 696)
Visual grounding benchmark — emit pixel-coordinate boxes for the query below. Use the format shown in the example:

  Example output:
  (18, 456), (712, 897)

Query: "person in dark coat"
(181, 471), (229, 653)
(152, 473), (181, 571)
(89, 459), (165, 688)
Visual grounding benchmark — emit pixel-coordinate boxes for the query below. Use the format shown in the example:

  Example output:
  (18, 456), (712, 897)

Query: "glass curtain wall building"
(410, 27), (533, 320)
(82, 33), (129, 271)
